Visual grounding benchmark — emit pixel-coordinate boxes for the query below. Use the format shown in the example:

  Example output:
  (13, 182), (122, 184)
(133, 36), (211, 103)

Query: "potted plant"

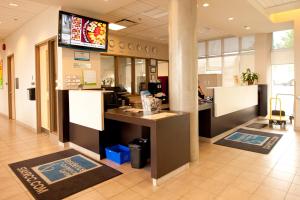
(241, 68), (258, 85)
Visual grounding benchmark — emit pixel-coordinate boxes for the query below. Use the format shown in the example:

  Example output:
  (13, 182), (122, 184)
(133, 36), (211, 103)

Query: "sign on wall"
(0, 59), (3, 89)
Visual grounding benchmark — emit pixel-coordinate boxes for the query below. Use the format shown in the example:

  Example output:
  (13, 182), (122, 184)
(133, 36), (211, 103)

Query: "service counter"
(198, 85), (267, 139)
(57, 89), (190, 185)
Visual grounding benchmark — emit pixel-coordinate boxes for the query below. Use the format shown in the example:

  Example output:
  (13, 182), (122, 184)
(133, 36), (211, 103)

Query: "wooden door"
(7, 55), (16, 120)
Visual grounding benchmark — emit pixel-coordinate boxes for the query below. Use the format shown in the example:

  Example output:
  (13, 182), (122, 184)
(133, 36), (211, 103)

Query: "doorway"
(271, 64), (295, 123)
(35, 38), (57, 133)
(7, 54), (16, 120)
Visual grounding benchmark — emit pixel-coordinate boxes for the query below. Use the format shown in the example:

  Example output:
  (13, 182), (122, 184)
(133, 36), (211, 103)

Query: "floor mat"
(9, 149), (122, 200)
(214, 129), (282, 154)
(246, 123), (268, 129)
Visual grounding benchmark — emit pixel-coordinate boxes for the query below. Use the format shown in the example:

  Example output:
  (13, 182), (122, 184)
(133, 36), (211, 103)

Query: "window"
(135, 58), (146, 94)
(241, 35), (255, 52)
(208, 40), (221, 56)
(198, 58), (206, 74)
(207, 57), (222, 72)
(224, 37), (239, 55)
(198, 42), (206, 58)
(197, 35), (255, 76)
(240, 53), (255, 73)
(223, 55), (239, 86)
(100, 55), (115, 87)
(272, 29), (294, 49)
(118, 57), (132, 93)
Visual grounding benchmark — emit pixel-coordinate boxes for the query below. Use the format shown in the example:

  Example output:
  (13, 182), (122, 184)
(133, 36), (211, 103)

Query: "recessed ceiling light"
(244, 26), (251, 30)
(202, 3), (210, 7)
(228, 17), (234, 21)
(108, 23), (126, 31)
(9, 2), (18, 7)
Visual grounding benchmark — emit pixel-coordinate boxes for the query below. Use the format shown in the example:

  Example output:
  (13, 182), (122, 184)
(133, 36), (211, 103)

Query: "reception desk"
(199, 85), (267, 139)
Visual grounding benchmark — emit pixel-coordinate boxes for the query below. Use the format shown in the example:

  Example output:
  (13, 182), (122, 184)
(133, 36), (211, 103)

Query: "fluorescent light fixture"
(109, 23), (126, 31)
(244, 26), (251, 30)
(202, 3), (210, 7)
(9, 2), (18, 7)
(228, 17), (234, 21)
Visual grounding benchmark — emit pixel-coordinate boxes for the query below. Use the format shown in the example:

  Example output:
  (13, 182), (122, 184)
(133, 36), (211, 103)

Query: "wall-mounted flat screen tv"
(58, 11), (108, 52)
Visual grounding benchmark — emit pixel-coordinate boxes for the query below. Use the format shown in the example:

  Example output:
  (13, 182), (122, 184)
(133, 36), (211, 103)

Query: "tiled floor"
(1, 115), (300, 200)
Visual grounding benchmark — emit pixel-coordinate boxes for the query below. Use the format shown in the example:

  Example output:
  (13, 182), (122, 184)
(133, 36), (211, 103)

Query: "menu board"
(59, 11), (108, 51)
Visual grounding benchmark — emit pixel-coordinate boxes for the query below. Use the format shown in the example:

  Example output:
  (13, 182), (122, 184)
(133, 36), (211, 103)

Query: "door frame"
(35, 37), (58, 133)
(7, 54), (15, 120)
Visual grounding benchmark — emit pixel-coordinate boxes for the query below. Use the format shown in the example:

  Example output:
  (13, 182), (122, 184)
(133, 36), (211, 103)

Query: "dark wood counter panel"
(103, 109), (190, 180)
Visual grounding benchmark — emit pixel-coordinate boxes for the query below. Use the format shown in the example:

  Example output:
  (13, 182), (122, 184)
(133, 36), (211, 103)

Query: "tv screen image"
(58, 11), (108, 52)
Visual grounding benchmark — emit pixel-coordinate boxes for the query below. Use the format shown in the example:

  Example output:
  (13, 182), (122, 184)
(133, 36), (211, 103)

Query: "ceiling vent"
(115, 19), (138, 27)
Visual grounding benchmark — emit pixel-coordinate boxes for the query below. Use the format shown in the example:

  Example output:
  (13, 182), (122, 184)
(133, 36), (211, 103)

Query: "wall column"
(168, 0), (199, 162)
(294, 19), (300, 129)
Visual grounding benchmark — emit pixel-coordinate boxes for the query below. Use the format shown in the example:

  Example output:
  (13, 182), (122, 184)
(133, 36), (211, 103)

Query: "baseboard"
(152, 163), (189, 186)
(0, 112), (8, 119)
(15, 120), (37, 133)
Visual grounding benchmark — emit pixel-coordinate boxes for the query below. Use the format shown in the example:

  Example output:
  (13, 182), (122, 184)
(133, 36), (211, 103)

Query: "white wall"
(0, 6), (60, 129)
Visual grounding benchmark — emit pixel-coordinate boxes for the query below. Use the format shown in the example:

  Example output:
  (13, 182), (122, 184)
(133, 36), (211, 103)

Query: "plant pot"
(247, 80), (254, 85)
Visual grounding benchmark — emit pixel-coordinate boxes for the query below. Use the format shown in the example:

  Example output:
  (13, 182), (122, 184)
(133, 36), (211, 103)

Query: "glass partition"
(118, 57), (132, 93)
(100, 55), (115, 87)
(135, 58), (146, 94)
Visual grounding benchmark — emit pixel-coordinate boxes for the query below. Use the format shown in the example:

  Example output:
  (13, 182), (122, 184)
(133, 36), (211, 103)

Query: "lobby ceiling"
(0, 0), (299, 43)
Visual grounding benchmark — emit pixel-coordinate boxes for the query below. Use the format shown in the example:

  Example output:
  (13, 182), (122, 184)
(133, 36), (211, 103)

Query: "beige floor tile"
(239, 171), (267, 183)
(197, 179), (228, 195)
(145, 188), (181, 200)
(5, 192), (31, 200)
(288, 184), (300, 196)
(131, 180), (161, 197)
(269, 170), (295, 182)
(216, 187), (252, 200)
(285, 193), (300, 200)
(252, 185), (287, 200)
(114, 171), (147, 187)
(292, 175), (300, 185)
(63, 188), (93, 199)
(73, 190), (106, 200)
(229, 177), (260, 194)
(94, 180), (127, 198)
(0, 184), (24, 200)
(181, 187), (216, 200)
(110, 189), (144, 200)
(261, 177), (291, 191)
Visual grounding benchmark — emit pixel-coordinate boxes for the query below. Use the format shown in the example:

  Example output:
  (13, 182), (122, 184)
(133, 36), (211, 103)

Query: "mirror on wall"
(118, 57), (132, 93)
(100, 55), (115, 87)
(135, 58), (146, 94)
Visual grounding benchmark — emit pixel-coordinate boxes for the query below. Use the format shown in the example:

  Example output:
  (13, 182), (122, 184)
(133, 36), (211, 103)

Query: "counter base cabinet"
(199, 105), (258, 138)
(104, 110), (190, 180)
(69, 123), (100, 154)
